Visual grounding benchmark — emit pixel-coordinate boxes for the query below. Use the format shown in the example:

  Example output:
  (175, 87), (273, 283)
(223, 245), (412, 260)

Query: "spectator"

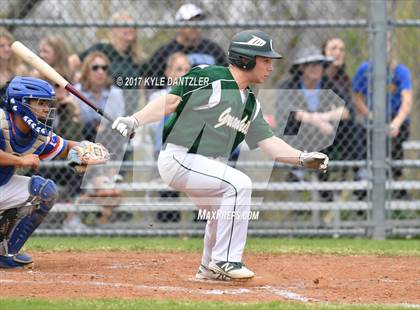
(32, 36), (77, 136)
(31, 36), (84, 208)
(53, 85), (82, 140)
(38, 84), (83, 211)
(276, 46), (351, 201)
(70, 11), (144, 80)
(147, 52), (191, 223)
(148, 52), (191, 155)
(54, 89), (122, 228)
(352, 36), (413, 199)
(63, 51), (126, 228)
(0, 28), (27, 91)
(78, 168), (123, 227)
(75, 51), (125, 140)
(32, 35), (74, 83)
(322, 38), (353, 118)
(322, 37), (367, 187)
(145, 3), (227, 88)
(69, 11), (145, 114)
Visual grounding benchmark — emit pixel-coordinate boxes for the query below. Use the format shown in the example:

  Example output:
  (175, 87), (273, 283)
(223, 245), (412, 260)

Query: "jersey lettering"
(214, 107), (251, 134)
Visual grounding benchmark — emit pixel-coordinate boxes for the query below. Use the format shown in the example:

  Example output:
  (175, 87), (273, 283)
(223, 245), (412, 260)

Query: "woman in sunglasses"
(75, 51), (125, 141)
(72, 51), (125, 228)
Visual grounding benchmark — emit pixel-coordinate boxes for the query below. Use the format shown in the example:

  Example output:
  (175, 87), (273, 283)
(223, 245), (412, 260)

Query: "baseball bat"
(11, 41), (124, 130)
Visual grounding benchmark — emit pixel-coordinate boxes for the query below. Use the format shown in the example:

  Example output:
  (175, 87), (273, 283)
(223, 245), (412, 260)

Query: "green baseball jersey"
(165, 65), (273, 157)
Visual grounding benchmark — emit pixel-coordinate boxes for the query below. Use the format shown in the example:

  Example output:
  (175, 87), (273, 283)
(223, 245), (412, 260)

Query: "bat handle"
(65, 84), (135, 139)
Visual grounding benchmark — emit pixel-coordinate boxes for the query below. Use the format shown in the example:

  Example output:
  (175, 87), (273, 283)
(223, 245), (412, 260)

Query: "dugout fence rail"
(36, 159), (420, 238)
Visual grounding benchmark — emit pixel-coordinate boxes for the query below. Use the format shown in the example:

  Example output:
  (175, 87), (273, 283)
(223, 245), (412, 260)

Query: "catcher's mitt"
(67, 141), (110, 173)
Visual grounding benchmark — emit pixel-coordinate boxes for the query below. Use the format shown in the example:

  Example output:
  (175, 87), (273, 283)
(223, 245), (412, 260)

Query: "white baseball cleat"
(208, 261), (255, 279)
(195, 264), (231, 281)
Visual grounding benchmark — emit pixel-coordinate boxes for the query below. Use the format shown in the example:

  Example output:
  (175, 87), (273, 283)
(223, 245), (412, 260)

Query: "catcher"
(0, 76), (109, 268)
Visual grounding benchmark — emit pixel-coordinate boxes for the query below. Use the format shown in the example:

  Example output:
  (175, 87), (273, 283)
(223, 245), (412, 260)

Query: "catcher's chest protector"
(0, 109), (46, 156)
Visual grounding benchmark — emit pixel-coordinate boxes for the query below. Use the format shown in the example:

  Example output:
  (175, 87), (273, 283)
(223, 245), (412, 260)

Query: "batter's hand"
(112, 116), (139, 137)
(299, 151), (329, 172)
(19, 154), (40, 170)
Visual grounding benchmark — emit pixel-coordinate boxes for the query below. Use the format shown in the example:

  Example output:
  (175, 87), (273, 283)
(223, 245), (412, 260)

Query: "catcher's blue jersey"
(0, 108), (67, 186)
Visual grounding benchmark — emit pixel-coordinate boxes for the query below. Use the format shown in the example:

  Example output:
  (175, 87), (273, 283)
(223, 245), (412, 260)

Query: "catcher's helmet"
(5, 76), (56, 136)
(228, 30), (282, 70)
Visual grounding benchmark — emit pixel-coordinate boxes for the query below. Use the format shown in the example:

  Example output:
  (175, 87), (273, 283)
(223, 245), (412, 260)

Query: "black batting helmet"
(228, 30), (282, 70)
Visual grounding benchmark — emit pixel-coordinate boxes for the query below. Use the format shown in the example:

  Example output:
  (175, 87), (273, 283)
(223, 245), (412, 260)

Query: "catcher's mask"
(5, 76), (56, 137)
(228, 30), (282, 70)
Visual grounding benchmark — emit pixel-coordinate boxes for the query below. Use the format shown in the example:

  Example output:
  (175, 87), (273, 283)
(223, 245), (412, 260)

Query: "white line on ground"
(0, 277), (310, 301)
(0, 279), (250, 296)
(2, 278), (419, 306)
(260, 285), (314, 302)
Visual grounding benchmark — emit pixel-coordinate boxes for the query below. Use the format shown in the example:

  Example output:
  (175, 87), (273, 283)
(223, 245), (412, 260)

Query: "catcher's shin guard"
(0, 208), (19, 255)
(0, 209), (29, 268)
(7, 176), (57, 254)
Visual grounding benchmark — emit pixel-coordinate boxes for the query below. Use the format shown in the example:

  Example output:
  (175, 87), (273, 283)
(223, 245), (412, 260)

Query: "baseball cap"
(175, 3), (205, 21)
(292, 46), (333, 65)
(289, 46), (333, 74)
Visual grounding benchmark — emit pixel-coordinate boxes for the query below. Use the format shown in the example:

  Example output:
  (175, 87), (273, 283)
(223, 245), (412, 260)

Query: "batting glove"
(299, 151), (329, 172)
(112, 116), (139, 137)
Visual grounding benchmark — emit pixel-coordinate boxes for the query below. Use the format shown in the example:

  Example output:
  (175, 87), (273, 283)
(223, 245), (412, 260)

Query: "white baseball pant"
(158, 143), (252, 265)
(0, 175), (31, 211)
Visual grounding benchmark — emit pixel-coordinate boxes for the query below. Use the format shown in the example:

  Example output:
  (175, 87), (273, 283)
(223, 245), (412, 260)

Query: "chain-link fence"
(1, 0), (419, 238)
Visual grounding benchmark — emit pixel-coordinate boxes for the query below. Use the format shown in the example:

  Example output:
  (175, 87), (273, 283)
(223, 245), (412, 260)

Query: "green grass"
(0, 299), (415, 310)
(25, 236), (420, 256)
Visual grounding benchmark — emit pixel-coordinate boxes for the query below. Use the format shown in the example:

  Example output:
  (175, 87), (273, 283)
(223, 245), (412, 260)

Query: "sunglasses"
(91, 64), (109, 72)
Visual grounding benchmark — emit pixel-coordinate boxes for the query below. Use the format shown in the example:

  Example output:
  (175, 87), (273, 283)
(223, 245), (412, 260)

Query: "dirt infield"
(0, 251), (419, 305)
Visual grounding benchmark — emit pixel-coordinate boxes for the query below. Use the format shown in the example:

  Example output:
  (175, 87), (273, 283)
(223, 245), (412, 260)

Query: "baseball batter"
(113, 30), (329, 280)
(0, 76), (109, 268)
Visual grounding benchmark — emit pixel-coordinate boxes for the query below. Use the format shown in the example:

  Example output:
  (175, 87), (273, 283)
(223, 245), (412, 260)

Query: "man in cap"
(276, 46), (349, 150)
(145, 3), (228, 88)
(276, 46), (353, 201)
(112, 30), (329, 280)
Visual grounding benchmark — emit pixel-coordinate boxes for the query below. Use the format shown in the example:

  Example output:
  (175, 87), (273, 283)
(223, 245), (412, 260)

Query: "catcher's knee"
(29, 175), (58, 207)
(7, 178), (56, 254)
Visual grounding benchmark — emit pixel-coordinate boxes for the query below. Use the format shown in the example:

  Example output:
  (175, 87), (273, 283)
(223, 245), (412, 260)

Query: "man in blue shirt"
(352, 60), (413, 194)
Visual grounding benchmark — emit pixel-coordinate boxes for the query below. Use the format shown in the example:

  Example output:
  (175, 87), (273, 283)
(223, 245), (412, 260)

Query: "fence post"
(369, 0), (388, 239)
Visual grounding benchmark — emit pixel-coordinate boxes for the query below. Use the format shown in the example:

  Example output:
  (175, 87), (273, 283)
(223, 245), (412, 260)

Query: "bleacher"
(37, 142), (420, 237)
